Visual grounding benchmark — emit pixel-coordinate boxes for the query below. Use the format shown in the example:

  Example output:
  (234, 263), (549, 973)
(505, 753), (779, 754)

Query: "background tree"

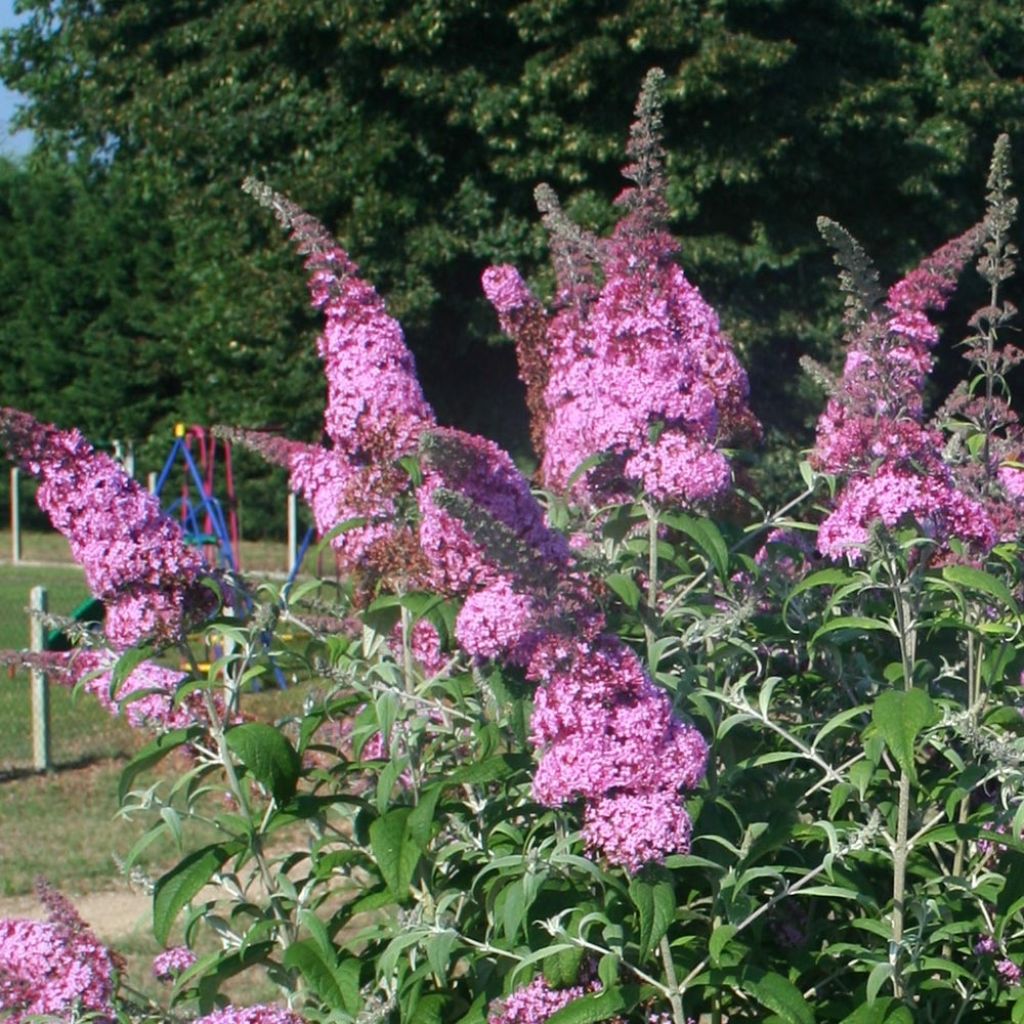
(1, 0), (1021, 530)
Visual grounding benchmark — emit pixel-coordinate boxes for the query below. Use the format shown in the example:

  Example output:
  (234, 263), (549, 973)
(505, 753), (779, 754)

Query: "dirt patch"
(0, 886), (151, 943)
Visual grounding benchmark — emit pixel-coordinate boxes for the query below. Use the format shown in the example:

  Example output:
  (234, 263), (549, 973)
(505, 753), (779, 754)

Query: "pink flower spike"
(482, 71), (758, 507)
(0, 408), (215, 649)
(0, 881), (120, 1024)
(193, 1006), (307, 1024)
(812, 220), (992, 561)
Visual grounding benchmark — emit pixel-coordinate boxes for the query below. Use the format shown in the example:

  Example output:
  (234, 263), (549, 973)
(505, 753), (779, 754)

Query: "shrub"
(1, 72), (1022, 1024)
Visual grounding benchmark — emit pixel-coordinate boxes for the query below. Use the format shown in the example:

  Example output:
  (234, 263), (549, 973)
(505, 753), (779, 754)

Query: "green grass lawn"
(0, 528), (297, 574)
(0, 535), (309, 772)
(0, 534), (318, 1005)
(0, 534), (318, 896)
(0, 563), (136, 770)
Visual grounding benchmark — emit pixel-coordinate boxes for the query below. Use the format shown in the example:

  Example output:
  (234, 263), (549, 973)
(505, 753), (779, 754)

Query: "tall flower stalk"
(484, 68), (758, 509)
(811, 221), (995, 560)
(0, 408), (215, 648)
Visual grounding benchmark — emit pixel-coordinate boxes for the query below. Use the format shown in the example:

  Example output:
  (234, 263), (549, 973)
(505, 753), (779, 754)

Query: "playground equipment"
(153, 424), (240, 572)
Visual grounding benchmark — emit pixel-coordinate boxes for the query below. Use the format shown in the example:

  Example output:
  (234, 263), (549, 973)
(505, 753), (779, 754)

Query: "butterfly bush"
(488, 971), (600, 1024)
(483, 69), (759, 506)
(240, 162), (710, 869)
(0, 880), (120, 1024)
(0, 407), (214, 648)
(193, 1006), (306, 1024)
(235, 182), (436, 583)
(3, 75), (1021, 1024)
(0, 648), (233, 733)
(812, 224), (997, 558)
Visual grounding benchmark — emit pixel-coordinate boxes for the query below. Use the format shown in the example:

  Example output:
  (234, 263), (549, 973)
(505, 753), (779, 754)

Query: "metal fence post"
(11, 466), (21, 564)
(30, 585), (51, 771)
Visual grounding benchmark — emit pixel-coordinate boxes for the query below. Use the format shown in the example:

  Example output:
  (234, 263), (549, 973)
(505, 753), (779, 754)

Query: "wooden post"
(30, 585), (50, 772)
(288, 491), (298, 574)
(10, 466), (21, 564)
(148, 471), (158, 495)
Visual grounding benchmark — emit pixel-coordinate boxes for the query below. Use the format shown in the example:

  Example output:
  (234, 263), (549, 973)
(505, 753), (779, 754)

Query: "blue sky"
(0, 0), (33, 157)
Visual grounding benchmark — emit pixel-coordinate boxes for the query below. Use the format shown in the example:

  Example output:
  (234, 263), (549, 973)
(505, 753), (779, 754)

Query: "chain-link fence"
(0, 566), (138, 776)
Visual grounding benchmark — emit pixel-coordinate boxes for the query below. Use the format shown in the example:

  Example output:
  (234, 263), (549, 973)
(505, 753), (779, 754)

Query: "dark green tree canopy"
(2, 0), (1022, 487)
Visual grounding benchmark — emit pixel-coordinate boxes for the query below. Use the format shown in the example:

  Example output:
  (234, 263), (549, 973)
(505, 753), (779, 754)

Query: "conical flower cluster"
(0, 407), (214, 648)
(813, 224), (996, 558)
(484, 69), (758, 506)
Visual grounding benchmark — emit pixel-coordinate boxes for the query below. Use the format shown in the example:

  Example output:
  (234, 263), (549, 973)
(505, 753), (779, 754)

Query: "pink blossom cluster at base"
(0, 881), (120, 1024)
(527, 634), (707, 872)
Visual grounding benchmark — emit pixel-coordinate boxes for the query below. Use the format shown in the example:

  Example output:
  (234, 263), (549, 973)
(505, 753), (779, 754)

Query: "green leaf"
(865, 962), (892, 1004)
(662, 513), (729, 579)
(110, 643), (158, 696)
(740, 969), (815, 1024)
(543, 944), (586, 989)
(850, 760), (874, 797)
(153, 841), (240, 945)
(446, 754), (525, 786)
(629, 876), (676, 960)
(118, 726), (200, 804)
(838, 998), (900, 1023)
(283, 941), (350, 1012)
(605, 572), (641, 610)
(224, 722), (301, 803)
(942, 564), (1018, 612)
(544, 986), (630, 1024)
(349, 887), (397, 915)
(813, 705), (870, 748)
(369, 807), (419, 897)
(501, 878), (527, 940)
(426, 930), (458, 980)
(710, 924), (739, 966)
(408, 785), (443, 850)
(786, 567), (861, 601)
(871, 689), (937, 782)
(812, 616), (894, 645)
(829, 784), (854, 819)
(409, 994), (447, 1024)
(783, 568), (864, 623)
(298, 908), (334, 960)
